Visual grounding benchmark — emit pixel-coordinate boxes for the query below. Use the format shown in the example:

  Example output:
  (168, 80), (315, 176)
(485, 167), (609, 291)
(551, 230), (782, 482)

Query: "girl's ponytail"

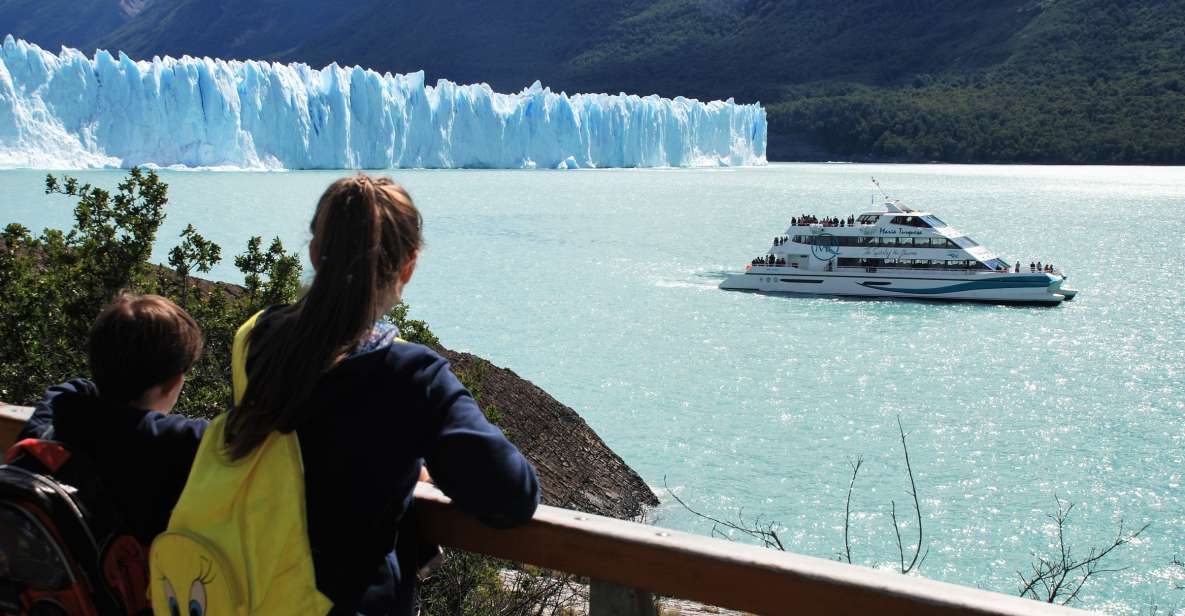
(225, 174), (422, 460)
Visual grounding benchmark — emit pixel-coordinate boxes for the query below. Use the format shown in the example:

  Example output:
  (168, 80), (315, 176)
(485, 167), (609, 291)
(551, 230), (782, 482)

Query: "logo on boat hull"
(811, 233), (840, 261)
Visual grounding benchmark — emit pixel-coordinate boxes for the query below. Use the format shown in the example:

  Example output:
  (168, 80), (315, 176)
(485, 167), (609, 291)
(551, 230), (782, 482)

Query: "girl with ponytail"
(170, 175), (539, 615)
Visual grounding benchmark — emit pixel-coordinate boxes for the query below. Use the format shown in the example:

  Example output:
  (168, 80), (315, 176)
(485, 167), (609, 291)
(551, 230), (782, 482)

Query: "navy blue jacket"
(290, 341), (540, 615)
(18, 379), (209, 545)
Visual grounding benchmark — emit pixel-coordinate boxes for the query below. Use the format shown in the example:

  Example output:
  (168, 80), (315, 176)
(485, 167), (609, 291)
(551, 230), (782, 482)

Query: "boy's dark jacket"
(17, 378), (208, 545)
(19, 341), (541, 616)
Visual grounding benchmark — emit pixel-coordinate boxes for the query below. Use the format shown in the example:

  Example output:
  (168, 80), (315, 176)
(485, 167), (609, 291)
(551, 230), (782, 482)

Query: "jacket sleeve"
(142, 413), (209, 444)
(18, 379), (94, 440)
(413, 350), (540, 528)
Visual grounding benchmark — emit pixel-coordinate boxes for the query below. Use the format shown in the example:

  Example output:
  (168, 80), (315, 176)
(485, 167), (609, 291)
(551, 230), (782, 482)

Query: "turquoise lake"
(2, 163), (1183, 613)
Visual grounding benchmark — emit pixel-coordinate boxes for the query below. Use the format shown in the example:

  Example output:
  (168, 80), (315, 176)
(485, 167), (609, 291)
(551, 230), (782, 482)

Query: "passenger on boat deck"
(1037, 261), (1042, 272)
(1015, 262), (1020, 273)
(1030, 261), (1036, 272)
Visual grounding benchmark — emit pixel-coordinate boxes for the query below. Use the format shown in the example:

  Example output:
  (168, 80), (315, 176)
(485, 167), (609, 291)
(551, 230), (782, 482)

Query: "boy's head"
(88, 294), (203, 410)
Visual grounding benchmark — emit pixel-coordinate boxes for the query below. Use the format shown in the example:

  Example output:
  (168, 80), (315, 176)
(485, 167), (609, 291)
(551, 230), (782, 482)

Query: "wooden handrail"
(0, 405), (1096, 616)
(0, 404), (29, 452)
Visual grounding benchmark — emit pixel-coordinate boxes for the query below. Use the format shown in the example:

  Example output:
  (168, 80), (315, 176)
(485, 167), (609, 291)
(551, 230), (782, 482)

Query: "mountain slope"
(2, 0), (1183, 163)
(0, 0), (138, 52)
(98, 0), (369, 61)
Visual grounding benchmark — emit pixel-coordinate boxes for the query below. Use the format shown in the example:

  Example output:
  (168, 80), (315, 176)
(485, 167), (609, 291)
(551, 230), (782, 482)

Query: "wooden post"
(0, 404), (30, 450)
(590, 580), (657, 616)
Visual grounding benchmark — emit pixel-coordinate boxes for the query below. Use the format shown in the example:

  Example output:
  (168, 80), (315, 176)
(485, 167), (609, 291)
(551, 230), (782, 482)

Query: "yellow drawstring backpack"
(148, 311), (333, 615)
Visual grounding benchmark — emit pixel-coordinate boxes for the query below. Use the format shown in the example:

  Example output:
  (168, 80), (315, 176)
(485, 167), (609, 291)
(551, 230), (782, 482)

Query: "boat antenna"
(871, 177), (889, 201)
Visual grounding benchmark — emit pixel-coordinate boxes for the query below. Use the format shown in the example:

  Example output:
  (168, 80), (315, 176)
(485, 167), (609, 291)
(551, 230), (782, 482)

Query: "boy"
(18, 293), (209, 544)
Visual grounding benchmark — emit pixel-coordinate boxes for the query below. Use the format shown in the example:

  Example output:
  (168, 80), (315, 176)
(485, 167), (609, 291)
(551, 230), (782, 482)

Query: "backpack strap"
(3, 438), (70, 472)
(231, 310), (266, 406)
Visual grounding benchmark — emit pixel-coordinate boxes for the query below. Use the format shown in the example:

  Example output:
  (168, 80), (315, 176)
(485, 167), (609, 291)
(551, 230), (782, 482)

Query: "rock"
(441, 349), (658, 520)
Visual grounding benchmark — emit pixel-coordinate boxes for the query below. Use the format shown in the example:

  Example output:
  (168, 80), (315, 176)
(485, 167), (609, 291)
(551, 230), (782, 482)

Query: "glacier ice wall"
(0, 36), (766, 170)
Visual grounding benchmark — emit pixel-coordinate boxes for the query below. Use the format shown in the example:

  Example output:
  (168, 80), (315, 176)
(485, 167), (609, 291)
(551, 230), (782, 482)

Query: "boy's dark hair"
(88, 294), (204, 404)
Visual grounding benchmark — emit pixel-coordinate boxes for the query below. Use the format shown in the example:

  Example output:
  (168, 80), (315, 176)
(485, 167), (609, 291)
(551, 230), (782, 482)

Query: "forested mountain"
(2, 0), (1182, 163)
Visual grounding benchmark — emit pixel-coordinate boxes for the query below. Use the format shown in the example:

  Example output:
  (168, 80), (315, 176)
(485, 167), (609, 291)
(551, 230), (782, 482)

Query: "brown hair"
(225, 174), (422, 460)
(88, 294), (204, 404)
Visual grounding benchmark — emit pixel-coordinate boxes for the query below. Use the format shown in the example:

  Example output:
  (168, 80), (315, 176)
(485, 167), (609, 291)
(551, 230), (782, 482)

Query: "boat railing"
(0, 404), (1095, 616)
(753, 263), (1026, 275)
(830, 265), (1020, 275)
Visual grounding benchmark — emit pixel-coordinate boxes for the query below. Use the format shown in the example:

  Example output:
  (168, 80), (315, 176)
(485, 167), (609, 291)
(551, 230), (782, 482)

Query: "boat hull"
(720, 269), (1070, 305)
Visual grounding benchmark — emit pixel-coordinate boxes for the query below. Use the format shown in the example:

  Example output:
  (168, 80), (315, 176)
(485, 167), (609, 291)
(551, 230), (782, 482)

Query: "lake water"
(3, 163), (1184, 613)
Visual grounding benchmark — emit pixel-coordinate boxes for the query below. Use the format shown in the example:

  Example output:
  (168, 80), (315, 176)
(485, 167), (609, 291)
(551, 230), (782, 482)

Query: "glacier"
(0, 36), (766, 170)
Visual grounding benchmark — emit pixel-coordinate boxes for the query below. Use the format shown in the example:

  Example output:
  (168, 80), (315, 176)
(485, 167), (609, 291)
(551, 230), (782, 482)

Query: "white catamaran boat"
(720, 200), (1078, 305)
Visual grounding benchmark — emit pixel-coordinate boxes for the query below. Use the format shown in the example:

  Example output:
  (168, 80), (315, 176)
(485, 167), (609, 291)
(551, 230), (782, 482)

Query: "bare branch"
(844, 455), (864, 564)
(1172, 555), (1185, 590)
(665, 476), (785, 551)
(891, 500), (905, 572)
(1018, 496), (1150, 605)
(897, 415), (924, 574)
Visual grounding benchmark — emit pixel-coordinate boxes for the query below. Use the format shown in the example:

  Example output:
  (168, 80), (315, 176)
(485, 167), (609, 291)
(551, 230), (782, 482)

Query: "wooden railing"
(0, 405), (1096, 616)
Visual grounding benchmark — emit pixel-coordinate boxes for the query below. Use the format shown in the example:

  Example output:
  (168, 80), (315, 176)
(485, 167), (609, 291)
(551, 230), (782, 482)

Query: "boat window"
(856, 236), (967, 248)
(842, 251), (994, 271)
(893, 216), (931, 228)
(922, 215), (947, 227)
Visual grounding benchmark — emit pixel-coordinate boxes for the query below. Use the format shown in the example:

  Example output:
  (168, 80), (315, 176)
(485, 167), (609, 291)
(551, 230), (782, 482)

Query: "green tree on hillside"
(0, 169), (302, 417)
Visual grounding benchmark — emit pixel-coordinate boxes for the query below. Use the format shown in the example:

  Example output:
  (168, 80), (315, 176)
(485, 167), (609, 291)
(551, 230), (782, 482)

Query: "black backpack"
(0, 436), (149, 616)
